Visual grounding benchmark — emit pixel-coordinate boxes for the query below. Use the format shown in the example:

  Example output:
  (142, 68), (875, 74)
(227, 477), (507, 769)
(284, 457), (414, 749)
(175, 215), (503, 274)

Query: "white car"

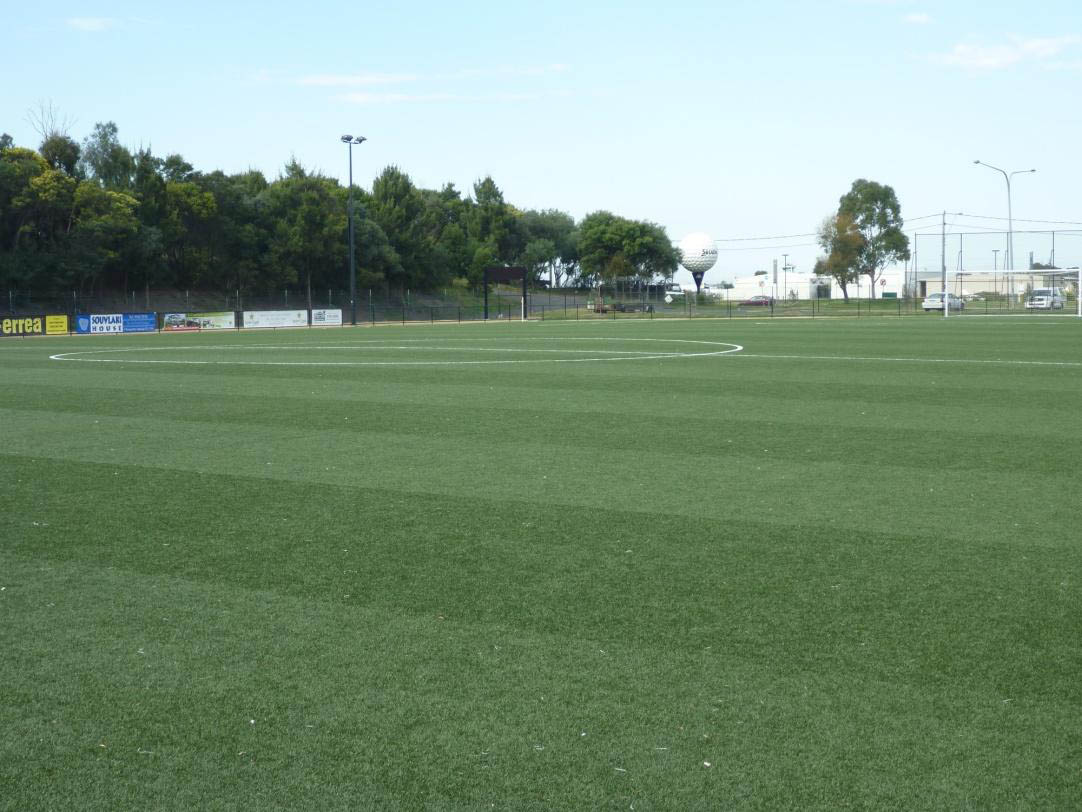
(1025, 288), (1066, 310)
(663, 282), (685, 297)
(922, 292), (965, 312)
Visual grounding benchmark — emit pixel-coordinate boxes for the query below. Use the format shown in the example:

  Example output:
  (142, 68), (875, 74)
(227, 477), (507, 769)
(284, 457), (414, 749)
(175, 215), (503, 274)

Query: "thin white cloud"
(298, 64), (569, 87)
(339, 92), (538, 104)
(904, 12), (931, 24)
(936, 35), (1081, 69)
(248, 68), (275, 84)
(65, 17), (116, 32)
(443, 64), (570, 79)
(1045, 59), (1082, 71)
(299, 73), (421, 87)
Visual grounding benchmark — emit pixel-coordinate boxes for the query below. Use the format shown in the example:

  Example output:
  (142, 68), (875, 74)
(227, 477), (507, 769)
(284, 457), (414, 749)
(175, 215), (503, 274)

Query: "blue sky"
(6, 0), (1082, 283)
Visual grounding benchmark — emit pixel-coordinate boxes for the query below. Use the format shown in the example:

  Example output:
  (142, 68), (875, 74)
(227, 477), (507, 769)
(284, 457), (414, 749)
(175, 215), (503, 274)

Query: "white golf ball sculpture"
(678, 232), (717, 293)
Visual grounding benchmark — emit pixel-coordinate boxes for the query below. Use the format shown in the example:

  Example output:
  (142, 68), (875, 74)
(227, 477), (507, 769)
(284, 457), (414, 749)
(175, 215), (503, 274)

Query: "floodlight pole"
(974, 161), (1036, 295)
(342, 135), (367, 326)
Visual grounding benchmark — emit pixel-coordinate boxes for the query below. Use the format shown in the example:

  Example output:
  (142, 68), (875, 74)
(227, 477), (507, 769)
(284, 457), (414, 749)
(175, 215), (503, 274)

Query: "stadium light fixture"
(973, 160), (1036, 275)
(343, 135), (367, 325)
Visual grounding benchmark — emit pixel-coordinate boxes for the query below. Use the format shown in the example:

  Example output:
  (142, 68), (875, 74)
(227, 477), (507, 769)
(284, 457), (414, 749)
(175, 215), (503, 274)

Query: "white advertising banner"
(163, 312), (236, 331)
(90, 313), (124, 333)
(243, 310), (309, 328)
(311, 308), (343, 326)
(244, 309), (309, 329)
(195, 312), (236, 330)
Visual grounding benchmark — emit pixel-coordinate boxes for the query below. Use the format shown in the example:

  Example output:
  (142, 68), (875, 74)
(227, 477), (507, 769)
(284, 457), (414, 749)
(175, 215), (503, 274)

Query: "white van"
(1025, 288), (1066, 310)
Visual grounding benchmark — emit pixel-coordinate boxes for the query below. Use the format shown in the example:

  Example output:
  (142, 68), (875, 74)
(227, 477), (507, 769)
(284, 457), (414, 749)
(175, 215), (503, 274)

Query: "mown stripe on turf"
(0, 383), (1079, 473)
(4, 455), (1081, 681)
(0, 407), (1078, 547)
(3, 553), (1077, 808)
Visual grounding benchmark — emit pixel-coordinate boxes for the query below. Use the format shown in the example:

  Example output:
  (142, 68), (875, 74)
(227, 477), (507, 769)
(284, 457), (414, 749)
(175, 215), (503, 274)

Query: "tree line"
(0, 121), (679, 303)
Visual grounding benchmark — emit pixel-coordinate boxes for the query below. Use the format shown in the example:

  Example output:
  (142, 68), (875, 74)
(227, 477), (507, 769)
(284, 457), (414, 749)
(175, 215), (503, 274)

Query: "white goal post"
(934, 267), (1082, 317)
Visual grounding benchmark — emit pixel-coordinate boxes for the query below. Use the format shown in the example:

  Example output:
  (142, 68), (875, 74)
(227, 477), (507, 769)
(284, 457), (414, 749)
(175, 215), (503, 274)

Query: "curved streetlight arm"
(974, 159), (1006, 178)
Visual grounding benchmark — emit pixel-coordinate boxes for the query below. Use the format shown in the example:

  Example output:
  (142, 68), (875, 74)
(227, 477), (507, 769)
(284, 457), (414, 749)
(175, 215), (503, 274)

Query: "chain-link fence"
(911, 229), (1082, 276)
(5, 281), (1079, 328)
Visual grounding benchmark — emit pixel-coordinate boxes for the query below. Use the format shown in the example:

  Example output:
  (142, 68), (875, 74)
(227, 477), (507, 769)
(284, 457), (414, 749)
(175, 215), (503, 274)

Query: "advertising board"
(75, 313), (158, 334)
(122, 312), (157, 332)
(46, 315), (69, 335)
(162, 312), (236, 331)
(75, 313), (122, 334)
(311, 308), (343, 326)
(243, 309), (309, 328)
(1, 315), (66, 337)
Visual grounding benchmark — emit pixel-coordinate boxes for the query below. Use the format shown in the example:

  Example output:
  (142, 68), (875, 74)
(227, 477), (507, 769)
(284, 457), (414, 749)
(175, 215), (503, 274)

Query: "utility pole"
(911, 231), (918, 299)
(942, 211), (948, 318)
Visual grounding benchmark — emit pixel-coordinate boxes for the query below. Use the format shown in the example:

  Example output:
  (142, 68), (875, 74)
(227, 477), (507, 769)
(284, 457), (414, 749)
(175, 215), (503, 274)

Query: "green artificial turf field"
(2, 315), (1081, 808)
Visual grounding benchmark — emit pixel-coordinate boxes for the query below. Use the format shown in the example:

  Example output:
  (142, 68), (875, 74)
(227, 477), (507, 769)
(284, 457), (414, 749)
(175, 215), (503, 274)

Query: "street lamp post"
(342, 135), (367, 325)
(973, 160), (1035, 274)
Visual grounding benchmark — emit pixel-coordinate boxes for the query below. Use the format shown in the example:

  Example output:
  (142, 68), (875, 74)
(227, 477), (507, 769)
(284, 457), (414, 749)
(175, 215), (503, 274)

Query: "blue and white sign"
(122, 312), (157, 332)
(92, 314), (124, 333)
(75, 313), (124, 334)
(76, 312), (157, 333)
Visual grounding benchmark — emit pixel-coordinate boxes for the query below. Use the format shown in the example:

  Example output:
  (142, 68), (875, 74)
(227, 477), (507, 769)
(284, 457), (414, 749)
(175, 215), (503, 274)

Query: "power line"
(713, 232), (817, 242)
(692, 213), (1082, 251)
(715, 241), (818, 252)
(952, 213), (1082, 226)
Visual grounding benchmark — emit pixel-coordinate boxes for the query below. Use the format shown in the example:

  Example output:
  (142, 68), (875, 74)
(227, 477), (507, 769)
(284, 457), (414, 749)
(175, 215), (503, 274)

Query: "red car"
(740, 295), (773, 306)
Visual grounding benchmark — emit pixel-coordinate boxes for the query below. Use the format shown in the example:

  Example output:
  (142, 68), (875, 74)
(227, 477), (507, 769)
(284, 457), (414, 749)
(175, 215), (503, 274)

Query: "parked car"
(740, 295), (773, 307)
(922, 292), (965, 312)
(1025, 287), (1066, 310)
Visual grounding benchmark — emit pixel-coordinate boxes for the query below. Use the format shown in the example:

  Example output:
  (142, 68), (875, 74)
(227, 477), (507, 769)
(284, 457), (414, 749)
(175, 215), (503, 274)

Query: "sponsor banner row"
(159, 310), (343, 330)
(241, 309), (342, 328)
(2, 309), (344, 337)
(74, 313), (158, 334)
(1, 315), (69, 337)
(163, 312), (236, 331)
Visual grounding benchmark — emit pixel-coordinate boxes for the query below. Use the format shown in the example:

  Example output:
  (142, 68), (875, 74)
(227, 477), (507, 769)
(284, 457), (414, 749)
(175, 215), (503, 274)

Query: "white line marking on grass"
(734, 353), (1082, 367)
(48, 338), (744, 367)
